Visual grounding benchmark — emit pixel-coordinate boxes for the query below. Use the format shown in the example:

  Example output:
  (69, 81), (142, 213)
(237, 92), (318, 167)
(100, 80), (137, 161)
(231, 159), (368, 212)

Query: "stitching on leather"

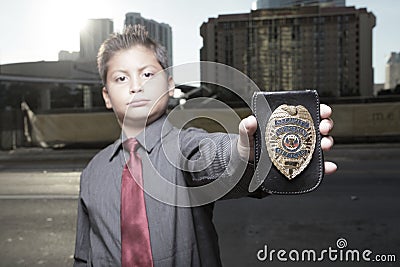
(252, 93), (260, 187)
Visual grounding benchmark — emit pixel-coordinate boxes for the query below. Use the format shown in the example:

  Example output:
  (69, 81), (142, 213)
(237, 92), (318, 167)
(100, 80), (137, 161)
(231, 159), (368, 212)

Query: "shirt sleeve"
(179, 127), (268, 199)
(73, 169), (91, 266)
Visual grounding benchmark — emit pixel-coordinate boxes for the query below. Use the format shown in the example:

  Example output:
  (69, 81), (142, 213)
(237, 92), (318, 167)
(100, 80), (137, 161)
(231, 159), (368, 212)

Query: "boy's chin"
(120, 115), (148, 126)
(120, 112), (162, 127)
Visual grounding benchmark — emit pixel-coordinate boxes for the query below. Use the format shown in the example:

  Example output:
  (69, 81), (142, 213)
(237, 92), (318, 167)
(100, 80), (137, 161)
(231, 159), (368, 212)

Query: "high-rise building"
(80, 19), (114, 61)
(256, 0), (345, 9)
(385, 52), (400, 89)
(200, 5), (375, 98)
(125, 13), (173, 67)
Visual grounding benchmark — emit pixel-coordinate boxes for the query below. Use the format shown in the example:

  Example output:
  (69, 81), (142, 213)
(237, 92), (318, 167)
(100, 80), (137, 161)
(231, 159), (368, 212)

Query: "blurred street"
(0, 143), (399, 266)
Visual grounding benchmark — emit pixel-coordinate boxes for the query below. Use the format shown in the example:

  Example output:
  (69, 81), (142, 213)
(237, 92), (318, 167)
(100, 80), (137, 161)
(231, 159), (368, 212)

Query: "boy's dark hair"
(97, 24), (169, 85)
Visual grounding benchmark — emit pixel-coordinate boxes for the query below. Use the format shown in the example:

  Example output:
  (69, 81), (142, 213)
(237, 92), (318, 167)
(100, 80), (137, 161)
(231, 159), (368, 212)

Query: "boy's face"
(102, 45), (174, 129)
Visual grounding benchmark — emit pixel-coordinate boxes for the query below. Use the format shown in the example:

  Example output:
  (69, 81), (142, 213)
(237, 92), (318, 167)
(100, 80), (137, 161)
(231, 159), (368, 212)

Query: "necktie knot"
(124, 138), (139, 153)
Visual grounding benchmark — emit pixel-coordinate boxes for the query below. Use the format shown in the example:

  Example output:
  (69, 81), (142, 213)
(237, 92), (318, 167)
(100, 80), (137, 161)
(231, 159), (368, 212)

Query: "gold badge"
(265, 105), (316, 180)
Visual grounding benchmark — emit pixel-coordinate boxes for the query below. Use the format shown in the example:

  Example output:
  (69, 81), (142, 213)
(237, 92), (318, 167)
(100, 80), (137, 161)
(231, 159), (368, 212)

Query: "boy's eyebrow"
(108, 68), (129, 75)
(138, 64), (161, 71)
(109, 64), (161, 75)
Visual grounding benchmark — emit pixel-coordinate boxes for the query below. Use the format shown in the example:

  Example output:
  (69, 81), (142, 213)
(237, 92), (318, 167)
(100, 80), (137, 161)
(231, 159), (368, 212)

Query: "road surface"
(0, 144), (399, 266)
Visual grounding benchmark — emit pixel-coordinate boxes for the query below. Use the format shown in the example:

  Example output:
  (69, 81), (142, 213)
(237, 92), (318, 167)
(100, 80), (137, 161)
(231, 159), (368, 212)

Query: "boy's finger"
(320, 118), (334, 135)
(324, 161), (337, 175)
(320, 104), (332, 119)
(239, 115), (258, 137)
(321, 136), (334, 151)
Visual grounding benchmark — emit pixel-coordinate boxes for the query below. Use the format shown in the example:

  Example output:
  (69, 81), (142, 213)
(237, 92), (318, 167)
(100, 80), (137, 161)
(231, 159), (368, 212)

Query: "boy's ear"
(102, 87), (113, 109)
(168, 76), (175, 97)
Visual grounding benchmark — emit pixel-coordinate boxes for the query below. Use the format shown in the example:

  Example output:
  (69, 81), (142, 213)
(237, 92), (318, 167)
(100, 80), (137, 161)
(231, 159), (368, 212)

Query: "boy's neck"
(121, 120), (147, 138)
(121, 112), (167, 138)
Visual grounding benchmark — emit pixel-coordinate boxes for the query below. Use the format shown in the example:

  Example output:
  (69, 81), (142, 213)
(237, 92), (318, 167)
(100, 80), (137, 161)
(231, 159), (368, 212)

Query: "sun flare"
(36, 0), (107, 53)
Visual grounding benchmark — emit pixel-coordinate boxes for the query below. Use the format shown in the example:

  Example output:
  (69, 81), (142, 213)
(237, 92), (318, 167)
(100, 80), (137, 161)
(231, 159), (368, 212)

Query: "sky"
(0, 0), (399, 83)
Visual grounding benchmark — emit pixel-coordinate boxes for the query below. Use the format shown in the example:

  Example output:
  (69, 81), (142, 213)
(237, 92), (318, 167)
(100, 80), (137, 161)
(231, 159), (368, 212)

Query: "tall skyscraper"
(256, 0), (345, 9)
(385, 52), (400, 89)
(200, 5), (375, 98)
(125, 13), (173, 67)
(80, 19), (114, 61)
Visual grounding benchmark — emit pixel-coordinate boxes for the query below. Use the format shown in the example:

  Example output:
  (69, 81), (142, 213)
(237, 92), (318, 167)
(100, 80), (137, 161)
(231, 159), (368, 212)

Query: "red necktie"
(121, 138), (153, 267)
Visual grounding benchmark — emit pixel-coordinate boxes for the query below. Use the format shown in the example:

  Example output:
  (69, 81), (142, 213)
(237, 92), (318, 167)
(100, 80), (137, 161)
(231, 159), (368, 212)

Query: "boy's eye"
(116, 76), (127, 82)
(143, 72), (153, 78)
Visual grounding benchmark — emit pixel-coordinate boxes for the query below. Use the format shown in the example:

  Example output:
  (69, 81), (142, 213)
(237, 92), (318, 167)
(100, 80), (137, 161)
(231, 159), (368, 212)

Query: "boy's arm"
(180, 104), (335, 199)
(73, 172), (91, 266)
(179, 130), (257, 200)
(237, 104), (337, 174)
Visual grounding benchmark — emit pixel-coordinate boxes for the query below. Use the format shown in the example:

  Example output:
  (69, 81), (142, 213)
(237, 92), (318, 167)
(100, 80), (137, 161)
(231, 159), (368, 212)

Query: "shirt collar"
(109, 114), (173, 160)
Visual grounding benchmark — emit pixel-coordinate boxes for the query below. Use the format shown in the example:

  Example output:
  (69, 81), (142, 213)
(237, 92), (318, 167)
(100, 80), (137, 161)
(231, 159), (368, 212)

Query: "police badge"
(252, 90), (323, 194)
(265, 104), (316, 180)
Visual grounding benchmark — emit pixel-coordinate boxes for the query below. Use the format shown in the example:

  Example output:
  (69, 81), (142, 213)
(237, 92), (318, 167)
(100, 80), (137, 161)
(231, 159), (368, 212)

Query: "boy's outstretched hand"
(237, 104), (337, 175)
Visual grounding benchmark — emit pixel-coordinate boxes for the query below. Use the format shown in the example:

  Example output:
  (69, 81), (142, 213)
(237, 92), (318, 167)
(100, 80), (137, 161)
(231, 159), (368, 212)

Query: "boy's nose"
(130, 80), (143, 93)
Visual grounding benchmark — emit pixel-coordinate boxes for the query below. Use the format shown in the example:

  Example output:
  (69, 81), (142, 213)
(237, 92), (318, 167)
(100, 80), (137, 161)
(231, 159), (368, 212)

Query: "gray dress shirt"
(74, 114), (266, 267)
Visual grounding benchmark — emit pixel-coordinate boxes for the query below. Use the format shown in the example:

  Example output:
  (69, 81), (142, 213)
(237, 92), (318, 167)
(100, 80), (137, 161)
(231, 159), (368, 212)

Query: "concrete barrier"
(19, 102), (400, 148)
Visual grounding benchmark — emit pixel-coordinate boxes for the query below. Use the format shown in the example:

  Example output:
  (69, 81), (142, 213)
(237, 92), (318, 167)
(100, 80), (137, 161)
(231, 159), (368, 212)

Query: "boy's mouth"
(127, 98), (151, 107)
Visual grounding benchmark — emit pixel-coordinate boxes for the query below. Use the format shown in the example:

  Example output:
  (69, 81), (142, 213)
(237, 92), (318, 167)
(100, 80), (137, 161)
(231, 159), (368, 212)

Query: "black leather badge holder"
(251, 90), (324, 194)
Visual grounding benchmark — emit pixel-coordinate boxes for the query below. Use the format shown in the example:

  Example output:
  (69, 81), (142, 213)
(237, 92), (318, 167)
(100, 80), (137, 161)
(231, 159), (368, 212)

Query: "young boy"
(73, 25), (336, 267)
